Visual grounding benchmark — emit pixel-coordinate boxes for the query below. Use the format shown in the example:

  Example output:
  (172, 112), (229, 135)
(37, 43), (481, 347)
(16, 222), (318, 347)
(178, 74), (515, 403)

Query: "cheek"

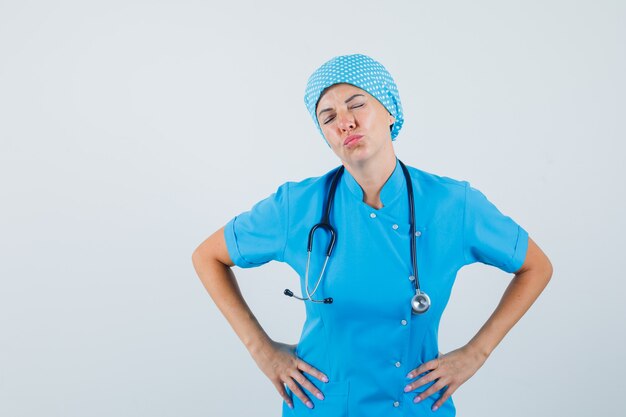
(321, 125), (338, 141)
(372, 113), (391, 132)
(320, 126), (331, 141)
(359, 109), (379, 125)
(320, 129), (338, 148)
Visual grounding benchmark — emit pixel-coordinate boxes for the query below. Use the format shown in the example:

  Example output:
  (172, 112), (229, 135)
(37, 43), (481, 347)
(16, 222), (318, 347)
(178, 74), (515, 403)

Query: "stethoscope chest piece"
(285, 159), (434, 313)
(411, 290), (431, 314)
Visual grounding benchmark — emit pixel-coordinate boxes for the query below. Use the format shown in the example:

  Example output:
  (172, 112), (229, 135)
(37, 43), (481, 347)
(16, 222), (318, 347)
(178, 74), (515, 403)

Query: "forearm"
(466, 267), (552, 359)
(192, 253), (273, 356)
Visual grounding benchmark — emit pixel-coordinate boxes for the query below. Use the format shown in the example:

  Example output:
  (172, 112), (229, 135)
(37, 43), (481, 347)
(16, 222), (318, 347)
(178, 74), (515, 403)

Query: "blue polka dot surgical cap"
(304, 53), (404, 146)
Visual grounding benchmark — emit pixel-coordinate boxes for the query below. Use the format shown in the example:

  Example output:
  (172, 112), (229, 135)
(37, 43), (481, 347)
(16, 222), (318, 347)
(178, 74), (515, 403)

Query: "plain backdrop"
(1, 1), (624, 416)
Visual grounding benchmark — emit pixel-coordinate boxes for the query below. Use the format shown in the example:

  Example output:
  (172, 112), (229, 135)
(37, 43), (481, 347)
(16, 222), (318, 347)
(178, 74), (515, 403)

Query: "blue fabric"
(304, 53), (404, 146)
(224, 159), (529, 417)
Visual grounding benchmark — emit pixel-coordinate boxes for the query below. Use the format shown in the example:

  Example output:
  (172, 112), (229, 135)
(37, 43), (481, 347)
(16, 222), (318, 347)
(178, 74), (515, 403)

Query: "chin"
(342, 149), (372, 163)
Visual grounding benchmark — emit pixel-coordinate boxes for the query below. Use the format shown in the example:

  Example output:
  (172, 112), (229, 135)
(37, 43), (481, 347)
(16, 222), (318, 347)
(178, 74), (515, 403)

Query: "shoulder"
(279, 166), (339, 200)
(403, 163), (468, 196)
(278, 163), (471, 201)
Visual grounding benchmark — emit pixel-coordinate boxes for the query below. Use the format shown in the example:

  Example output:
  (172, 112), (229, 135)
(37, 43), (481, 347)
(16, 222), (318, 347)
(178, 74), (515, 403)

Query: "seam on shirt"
(315, 301), (332, 378)
(233, 216), (267, 268)
(501, 226), (516, 273)
(280, 182), (290, 262)
(462, 181), (470, 265)
(507, 225), (527, 273)
(511, 225), (522, 271)
(230, 216), (246, 266)
(224, 217), (242, 267)
(232, 215), (267, 267)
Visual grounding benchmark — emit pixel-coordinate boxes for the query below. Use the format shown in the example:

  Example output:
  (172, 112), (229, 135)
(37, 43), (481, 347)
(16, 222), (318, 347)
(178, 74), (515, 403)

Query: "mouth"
(344, 134), (363, 146)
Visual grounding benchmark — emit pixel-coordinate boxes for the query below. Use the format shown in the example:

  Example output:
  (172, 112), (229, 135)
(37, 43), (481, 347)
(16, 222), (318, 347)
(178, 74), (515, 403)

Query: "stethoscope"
(284, 159), (431, 314)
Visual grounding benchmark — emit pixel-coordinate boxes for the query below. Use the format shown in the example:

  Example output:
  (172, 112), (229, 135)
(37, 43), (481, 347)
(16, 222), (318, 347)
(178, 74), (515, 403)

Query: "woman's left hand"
(403, 345), (488, 411)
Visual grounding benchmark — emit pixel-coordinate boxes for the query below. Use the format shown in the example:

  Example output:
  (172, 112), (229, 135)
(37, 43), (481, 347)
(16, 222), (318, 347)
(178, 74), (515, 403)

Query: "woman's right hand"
(251, 340), (329, 409)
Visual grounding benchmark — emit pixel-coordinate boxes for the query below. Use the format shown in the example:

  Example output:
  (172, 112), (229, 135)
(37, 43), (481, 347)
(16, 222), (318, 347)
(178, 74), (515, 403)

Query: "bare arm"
(191, 226), (328, 409)
(405, 236), (553, 411)
(465, 235), (553, 358)
(191, 225), (273, 356)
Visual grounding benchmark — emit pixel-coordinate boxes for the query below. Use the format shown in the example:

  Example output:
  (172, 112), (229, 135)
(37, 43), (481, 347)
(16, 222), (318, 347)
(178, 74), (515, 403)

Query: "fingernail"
(322, 375), (329, 382)
(316, 392), (325, 400)
(403, 385), (411, 392)
(406, 373), (413, 379)
(432, 405), (439, 411)
(414, 396), (421, 403)
(288, 402), (293, 409)
(306, 401), (314, 409)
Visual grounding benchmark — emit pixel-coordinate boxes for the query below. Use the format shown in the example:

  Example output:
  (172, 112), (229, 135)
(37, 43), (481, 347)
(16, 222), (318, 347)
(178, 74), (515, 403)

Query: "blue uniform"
(224, 158), (529, 417)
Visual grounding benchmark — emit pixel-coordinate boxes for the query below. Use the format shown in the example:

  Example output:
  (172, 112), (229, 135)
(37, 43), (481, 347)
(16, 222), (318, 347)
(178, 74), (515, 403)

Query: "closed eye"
(323, 104), (364, 124)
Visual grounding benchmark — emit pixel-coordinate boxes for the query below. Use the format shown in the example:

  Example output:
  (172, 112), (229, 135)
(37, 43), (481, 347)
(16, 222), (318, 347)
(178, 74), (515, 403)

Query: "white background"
(1, 0), (624, 415)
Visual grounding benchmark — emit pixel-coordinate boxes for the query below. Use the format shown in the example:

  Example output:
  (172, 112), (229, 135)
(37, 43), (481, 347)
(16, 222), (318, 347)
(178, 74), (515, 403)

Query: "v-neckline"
(340, 157), (406, 212)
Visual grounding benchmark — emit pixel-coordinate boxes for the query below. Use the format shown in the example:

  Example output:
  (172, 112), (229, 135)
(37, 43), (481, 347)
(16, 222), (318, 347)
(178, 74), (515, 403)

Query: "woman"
(192, 53), (553, 416)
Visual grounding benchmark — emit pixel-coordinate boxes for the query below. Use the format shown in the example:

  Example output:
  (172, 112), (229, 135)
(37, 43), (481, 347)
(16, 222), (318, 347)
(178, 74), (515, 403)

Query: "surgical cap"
(304, 53), (404, 146)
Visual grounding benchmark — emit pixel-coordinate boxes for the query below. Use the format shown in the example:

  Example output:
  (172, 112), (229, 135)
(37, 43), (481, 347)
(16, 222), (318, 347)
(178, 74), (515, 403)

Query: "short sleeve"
(463, 182), (529, 273)
(224, 182), (290, 268)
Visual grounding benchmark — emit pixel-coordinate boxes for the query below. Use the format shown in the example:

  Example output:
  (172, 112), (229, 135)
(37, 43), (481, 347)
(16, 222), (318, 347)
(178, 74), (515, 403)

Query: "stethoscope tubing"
(285, 159), (429, 313)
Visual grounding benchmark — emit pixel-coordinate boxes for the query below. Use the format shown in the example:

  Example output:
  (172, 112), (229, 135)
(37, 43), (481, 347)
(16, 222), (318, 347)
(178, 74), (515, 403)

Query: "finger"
(406, 357), (440, 379)
(413, 379), (448, 404)
(406, 367), (442, 392)
(431, 384), (457, 412)
(291, 370), (325, 401)
(285, 378), (314, 409)
(273, 380), (293, 409)
(297, 359), (329, 383)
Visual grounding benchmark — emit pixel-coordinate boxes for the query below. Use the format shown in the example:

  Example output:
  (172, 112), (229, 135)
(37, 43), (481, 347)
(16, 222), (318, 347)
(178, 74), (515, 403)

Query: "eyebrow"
(317, 94), (365, 117)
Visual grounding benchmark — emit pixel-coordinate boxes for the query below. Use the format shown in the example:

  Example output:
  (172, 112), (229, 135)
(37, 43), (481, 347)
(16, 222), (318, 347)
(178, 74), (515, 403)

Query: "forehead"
(317, 83), (370, 104)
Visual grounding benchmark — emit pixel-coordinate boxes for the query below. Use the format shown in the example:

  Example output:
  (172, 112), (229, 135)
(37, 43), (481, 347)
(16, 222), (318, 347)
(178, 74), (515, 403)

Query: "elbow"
(540, 244), (554, 281)
(545, 256), (554, 281)
(532, 254), (554, 287)
(191, 244), (209, 269)
(191, 248), (201, 270)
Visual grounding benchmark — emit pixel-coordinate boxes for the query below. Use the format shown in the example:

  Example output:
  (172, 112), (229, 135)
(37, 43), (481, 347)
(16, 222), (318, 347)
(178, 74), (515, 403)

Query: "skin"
(316, 83), (397, 208)
(191, 226), (326, 410)
(191, 82), (553, 412)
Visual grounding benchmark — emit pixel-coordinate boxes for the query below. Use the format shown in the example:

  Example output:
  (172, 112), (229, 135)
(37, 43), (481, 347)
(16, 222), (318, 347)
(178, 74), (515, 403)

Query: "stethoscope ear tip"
(323, 298), (333, 304)
(284, 289), (294, 297)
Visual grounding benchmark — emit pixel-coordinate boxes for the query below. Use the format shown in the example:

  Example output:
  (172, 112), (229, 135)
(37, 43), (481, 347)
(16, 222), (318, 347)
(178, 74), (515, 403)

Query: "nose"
(336, 109), (356, 131)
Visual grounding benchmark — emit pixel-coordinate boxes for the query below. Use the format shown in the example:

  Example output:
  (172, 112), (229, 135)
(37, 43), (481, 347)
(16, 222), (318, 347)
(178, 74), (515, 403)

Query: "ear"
(389, 113), (396, 126)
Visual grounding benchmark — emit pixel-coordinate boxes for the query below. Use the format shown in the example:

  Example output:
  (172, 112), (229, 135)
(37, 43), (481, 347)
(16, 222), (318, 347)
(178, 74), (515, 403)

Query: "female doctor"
(191, 54), (553, 416)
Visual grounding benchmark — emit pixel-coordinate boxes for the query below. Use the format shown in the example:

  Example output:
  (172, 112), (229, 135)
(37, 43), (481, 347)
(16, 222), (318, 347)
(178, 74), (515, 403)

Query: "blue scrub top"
(224, 158), (529, 417)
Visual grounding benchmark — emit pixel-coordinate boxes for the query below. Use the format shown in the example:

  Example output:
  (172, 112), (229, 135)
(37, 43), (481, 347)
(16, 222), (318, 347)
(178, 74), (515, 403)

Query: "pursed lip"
(344, 134), (363, 146)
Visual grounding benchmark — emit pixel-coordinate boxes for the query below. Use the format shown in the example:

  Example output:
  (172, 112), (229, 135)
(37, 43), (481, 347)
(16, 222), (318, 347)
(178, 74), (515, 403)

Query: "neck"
(343, 151), (397, 209)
